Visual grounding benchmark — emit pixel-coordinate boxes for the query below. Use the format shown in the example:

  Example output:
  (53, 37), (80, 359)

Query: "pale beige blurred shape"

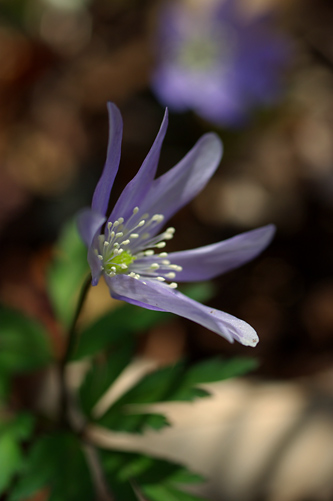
(84, 365), (333, 501)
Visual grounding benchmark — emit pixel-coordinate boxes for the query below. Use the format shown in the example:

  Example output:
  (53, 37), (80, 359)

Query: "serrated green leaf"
(98, 363), (184, 432)
(97, 357), (257, 433)
(101, 450), (206, 501)
(48, 219), (89, 328)
(0, 413), (35, 441)
(9, 432), (94, 501)
(171, 357), (259, 401)
(0, 412), (35, 495)
(0, 307), (51, 375)
(0, 435), (22, 493)
(79, 341), (134, 416)
(142, 484), (207, 501)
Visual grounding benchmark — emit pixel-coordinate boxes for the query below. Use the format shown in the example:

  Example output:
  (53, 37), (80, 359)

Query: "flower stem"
(64, 274), (92, 363)
(59, 274), (91, 424)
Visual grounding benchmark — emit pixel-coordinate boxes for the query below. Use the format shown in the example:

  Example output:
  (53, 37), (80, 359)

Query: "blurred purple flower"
(77, 103), (275, 346)
(151, 0), (290, 126)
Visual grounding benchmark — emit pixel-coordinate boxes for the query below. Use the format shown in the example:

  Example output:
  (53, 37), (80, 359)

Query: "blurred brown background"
(2, 1), (333, 498)
(1, 0), (333, 376)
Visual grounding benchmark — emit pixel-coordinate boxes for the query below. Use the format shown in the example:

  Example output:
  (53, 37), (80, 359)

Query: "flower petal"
(108, 275), (258, 346)
(77, 208), (106, 247)
(168, 224), (275, 282)
(91, 103), (123, 216)
(109, 108), (169, 224)
(137, 133), (223, 230)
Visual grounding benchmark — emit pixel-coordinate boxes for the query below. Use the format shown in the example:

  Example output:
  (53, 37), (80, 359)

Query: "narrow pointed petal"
(138, 133), (223, 229)
(108, 275), (258, 346)
(77, 208), (106, 247)
(88, 241), (103, 286)
(109, 108), (169, 223)
(91, 103), (123, 216)
(168, 224), (276, 282)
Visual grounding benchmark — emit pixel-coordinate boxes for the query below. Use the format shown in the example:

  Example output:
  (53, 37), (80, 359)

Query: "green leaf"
(0, 307), (51, 375)
(0, 413), (35, 495)
(0, 434), (22, 493)
(100, 450), (206, 501)
(171, 357), (259, 401)
(141, 484), (206, 501)
(48, 219), (89, 328)
(79, 341), (134, 416)
(9, 432), (94, 501)
(97, 357), (257, 434)
(98, 363), (184, 432)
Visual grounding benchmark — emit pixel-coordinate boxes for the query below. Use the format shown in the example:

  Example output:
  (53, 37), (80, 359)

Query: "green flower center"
(104, 250), (136, 275)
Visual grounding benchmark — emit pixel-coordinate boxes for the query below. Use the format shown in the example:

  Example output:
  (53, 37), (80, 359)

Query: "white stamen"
(155, 242), (166, 248)
(159, 252), (168, 257)
(165, 272), (176, 279)
(130, 233), (139, 238)
(150, 263), (160, 270)
(156, 276), (165, 282)
(169, 282), (178, 289)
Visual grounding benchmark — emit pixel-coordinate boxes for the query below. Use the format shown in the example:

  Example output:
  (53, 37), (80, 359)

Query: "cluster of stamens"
(94, 207), (182, 288)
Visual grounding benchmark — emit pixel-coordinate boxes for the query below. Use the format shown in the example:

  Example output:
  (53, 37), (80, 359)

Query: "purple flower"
(151, 0), (290, 127)
(77, 103), (275, 346)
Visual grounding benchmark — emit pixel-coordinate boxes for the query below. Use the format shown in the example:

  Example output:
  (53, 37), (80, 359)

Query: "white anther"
(155, 242), (166, 248)
(152, 214), (164, 222)
(107, 222), (112, 229)
(98, 255), (103, 261)
(169, 265), (182, 271)
(135, 273), (140, 279)
(133, 207), (139, 214)
(165, 272), (176, 279)
(111, 266), (116, 272)
(145, 250), (154, 256)
(130, 233), (139, 238)
(113, 242), (119, 248)
(121, 240), (130, 246)
(129, 272), (136, 278)
(164, 233), (173, 240)
(150, 263), (160, 270)
(159, 252), (168, 257)
(103, 241), (109, 247)
(156, 276), (165, 282)
(138, 220), (145, 227)
(120, 264), (128, 269)
(161, 260), (170, 265)
(118, 217), (124, 224)
(169, 282), (178, 289)
(115, 232), (123, 238)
